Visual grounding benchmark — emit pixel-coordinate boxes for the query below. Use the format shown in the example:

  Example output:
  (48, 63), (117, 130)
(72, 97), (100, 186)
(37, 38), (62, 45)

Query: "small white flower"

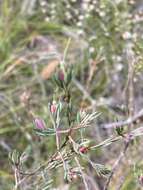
(116, 63), (123, 71)
(133, 77), (138, 82)
(93, 0), (97, 4)
(128, 0), (135, 5)
(45, 17), (50, 22)
(122, 31), (132, 40)
(66, 4), (71, 9)
(79, 15), (84, 21)
(116, 56), (122, 62)
(89, 4), (94, 11)
(99, 11), (106, 17)
(89, 47), (95, 53)
(82, 3), (89, 10)
(40, 0), (47, 6)
(77, 21), (83, 27)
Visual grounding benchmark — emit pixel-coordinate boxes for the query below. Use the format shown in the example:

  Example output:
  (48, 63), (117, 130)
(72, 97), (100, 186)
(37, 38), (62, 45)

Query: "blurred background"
(1, 0), (143, 189)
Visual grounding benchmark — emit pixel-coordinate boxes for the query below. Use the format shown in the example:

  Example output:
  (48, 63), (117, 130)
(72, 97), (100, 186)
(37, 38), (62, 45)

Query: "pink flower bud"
(79, 146), (89, 154)
(139, 176), (143, 186)
(34, 118), (46, 130)
(50, 104), (57, 114)
(58, 70), (64, 81)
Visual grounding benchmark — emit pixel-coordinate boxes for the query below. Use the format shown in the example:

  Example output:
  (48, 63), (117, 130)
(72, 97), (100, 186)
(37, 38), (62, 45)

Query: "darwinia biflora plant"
(9, 62), (143, 189)
(9, 61), (110, 189)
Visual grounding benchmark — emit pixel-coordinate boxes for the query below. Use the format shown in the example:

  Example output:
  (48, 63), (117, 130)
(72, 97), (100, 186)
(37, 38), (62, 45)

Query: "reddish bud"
(34, 118), (46, 130)
(139, 176), (143, 186)
(58, 70), (65, 81)
(79, 146), (89, 154)
(50, 104), (57, 114)
(50, 101), (57, 114)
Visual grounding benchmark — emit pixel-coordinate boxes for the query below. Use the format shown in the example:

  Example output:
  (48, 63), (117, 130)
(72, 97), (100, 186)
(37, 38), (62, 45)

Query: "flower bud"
(50, 101), (57, 114)
(79, 146), (89, 154)
(58, 70), (65, 81)
(139, 175), (143, 186)
(50, 105), (57, 114)
(34, 118), (46, 130)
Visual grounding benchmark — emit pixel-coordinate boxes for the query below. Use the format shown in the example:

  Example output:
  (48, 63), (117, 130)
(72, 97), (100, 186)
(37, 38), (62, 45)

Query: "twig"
(75, 156), (89, 190)
(14, 167), (20, 190)
(115, 172), (128, 190)
(103, 109), (143, 129)
(104, 142), (129, 190)
(126, 43), (135, 119)
(73, 78), (96, 105)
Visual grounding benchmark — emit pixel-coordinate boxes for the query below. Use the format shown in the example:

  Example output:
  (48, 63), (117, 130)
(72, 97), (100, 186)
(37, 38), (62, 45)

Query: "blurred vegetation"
(1, 0), (143, 189)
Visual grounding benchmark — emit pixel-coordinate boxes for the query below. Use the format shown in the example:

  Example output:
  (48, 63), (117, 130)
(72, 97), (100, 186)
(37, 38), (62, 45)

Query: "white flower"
(82, 3), (89, 10)
(77, 21), (83, 27)
(116, 63), (123, 71)
(89, 47), (95, 53)
(89, 4), (94, 11)
(40, 0), (47, 6)
(66, 4), (71, 9)
(45, 17), (50, 22)
(93, 0), (97, 4)
(122, 31), (132, 40)
(99, 11), (106, 17)
(79, 15), (84, 21)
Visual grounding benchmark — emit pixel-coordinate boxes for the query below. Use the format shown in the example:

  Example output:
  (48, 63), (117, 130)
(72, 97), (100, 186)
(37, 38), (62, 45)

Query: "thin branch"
(75, 156), (89, 190)
(73, 78), (95, 105)
(115, 172), (128, 190)
(104, 142), (129, 190)
(103, 109), (143, 129)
